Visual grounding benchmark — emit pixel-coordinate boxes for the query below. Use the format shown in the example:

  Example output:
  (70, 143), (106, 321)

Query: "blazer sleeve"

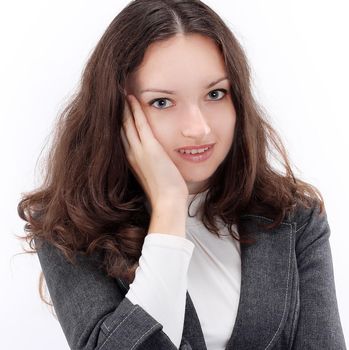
(292, 203), (347, 349)
(35, 237), (189, 350)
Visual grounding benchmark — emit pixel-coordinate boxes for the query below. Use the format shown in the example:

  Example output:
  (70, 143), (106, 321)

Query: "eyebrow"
(140, 76), (229, 95)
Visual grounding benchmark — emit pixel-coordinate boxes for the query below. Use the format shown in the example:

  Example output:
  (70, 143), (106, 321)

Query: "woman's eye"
(149, 98), (173, 109)
(148, 88), (228, 110)
(208, 88), (228, 100)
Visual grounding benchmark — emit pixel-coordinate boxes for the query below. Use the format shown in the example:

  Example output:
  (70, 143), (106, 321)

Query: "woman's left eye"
(208, 89), (228, 100)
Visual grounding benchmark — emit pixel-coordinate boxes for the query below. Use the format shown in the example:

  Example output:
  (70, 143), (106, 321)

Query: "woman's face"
(125, 33), (236, 194)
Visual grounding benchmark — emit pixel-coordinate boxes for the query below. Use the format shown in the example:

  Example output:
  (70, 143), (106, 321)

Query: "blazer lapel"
(225, 214), (294, 349)
(180, 291), (208, 349)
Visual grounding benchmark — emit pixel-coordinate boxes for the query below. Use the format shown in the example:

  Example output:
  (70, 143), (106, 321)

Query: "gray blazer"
(36, 201), (347, 349)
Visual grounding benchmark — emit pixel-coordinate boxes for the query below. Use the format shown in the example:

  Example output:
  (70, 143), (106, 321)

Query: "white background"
(1, 0), (348, 348)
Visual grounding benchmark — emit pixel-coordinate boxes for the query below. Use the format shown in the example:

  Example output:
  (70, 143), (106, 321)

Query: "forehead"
(128, 33), (227, 89)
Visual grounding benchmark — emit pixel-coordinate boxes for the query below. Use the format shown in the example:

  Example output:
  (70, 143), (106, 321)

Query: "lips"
(175, 143), (215, 152)
(177, 143), (214, 162)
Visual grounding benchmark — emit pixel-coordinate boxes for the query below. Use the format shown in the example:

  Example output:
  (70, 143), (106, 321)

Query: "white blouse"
(125, 190), (241, 349)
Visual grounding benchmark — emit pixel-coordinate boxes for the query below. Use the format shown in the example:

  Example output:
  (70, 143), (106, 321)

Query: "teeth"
(179, 147), (209, 154)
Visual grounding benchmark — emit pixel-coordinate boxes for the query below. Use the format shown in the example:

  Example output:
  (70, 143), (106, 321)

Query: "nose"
(181, 105), (211, 139)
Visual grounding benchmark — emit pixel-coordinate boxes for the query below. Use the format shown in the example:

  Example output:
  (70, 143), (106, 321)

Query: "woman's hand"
(120, 94), (189, 210)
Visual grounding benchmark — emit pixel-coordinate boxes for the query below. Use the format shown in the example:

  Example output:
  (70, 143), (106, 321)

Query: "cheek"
(227, 106), (237, 132)
(145, 114), (174, 150)
(214, 109), (236, 137)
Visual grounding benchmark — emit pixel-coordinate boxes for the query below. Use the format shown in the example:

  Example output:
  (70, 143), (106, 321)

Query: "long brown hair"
(17, 0), (324, 305)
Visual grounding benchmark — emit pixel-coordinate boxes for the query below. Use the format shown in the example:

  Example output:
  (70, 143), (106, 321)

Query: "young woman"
(17, 0), (347, 349)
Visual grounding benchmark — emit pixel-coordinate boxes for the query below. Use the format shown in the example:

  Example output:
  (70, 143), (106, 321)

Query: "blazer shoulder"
(284, 197), (325, 231)
(241, 197), (324, 231)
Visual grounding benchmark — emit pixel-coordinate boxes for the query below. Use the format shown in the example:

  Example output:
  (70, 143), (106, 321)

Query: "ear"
(122, 88), (129, 97)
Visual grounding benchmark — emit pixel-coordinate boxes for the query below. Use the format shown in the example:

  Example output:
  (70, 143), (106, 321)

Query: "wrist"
(148, 202), (187, 237)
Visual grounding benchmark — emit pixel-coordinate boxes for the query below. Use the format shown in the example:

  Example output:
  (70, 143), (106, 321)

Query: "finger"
(120, 126), (130, 152)
(121, 127), (137, 168)
(122, 98), (142, 151)
(122, 97), (133, 125)
(127, 94), (156, 145)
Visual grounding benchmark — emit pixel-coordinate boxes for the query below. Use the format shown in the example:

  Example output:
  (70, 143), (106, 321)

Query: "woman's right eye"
(148, 98), (173, 110)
